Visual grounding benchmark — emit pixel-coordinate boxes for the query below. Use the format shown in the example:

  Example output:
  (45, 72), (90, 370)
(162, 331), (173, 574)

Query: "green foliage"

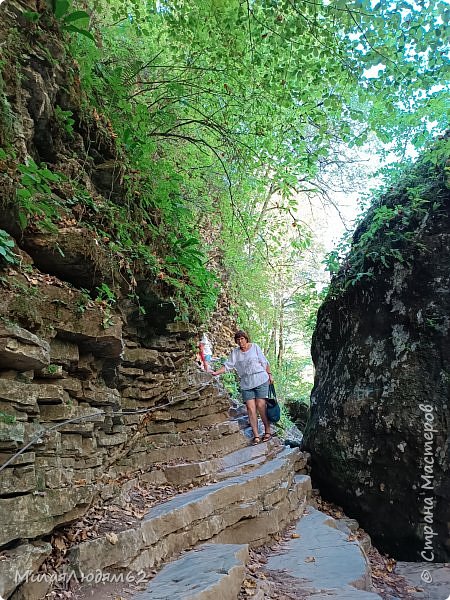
(61, 0), (447, 326)
(7, 0), (447, 332)
(326, 137), (449, 294)
(76, 288), (92, 315)
(22, 11), (41, 23)
(95, 282), (116, 305)
(220, 372), (241, 402)
(16, 159), (62, 231)
(65, 18), (222, 321)
(95, 283), (116, 328)
(52, 0), (94, 41)
(0, 229), (18, 266)
(54, 106), (75, 137)
(0, 72), (14, 148)
(273, 356), (313, 405)
(275, 402), (295, 438)
(0, 411), (16, 424)
(53, 0), (71, 18)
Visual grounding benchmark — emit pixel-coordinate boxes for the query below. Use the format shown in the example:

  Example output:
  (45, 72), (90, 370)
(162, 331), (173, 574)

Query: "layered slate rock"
(0, 301), (237, 548)
(0, 486), (95, 546)
(395, 562), (450, 600)
(0, 251), (248, 598)
(133, 544), (249, 600)
(304, 149), (450, 560)
(162, 437), (284, 486)
(264, 508), (382, 599)
(67, 448), (310, 575)
(20, 228), (113, 290)
(0, 322), (50, 371)
(0, 542), (52, 600)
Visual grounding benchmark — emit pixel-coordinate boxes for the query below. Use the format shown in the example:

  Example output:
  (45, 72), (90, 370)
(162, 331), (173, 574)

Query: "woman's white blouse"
(223, 343), (269, 390)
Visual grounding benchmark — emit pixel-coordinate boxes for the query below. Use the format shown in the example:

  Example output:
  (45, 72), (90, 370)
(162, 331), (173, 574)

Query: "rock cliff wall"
(304, 145), (450, 561)
(0, 254), (237, 549)
(0, 0), (237, 558)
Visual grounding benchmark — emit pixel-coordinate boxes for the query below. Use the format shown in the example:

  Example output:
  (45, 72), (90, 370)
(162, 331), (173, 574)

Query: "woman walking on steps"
(212, 330), (273, 445)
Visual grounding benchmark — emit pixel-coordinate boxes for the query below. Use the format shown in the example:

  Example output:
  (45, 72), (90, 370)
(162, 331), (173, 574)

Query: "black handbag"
(266, 383), (281, 423)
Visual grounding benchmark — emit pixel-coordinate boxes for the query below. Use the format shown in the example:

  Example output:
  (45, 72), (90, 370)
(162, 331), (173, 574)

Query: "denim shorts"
(242, 381), (269, 402)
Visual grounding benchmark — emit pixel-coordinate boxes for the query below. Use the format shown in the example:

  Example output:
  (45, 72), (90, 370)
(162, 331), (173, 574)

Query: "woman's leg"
(256, 398), (271, 436)
(246, 399), (259, 438)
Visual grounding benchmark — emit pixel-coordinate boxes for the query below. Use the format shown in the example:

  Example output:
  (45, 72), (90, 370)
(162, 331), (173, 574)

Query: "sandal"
(252, 436), (261, 445)
(262, 433), (272, 442)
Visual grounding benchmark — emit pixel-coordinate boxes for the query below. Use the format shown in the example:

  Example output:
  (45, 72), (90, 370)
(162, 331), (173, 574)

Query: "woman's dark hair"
(234, 330), (250, 343)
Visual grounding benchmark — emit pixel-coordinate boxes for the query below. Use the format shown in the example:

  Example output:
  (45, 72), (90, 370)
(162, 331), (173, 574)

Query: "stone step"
(132, 543), (249, 600)
(117, 425), (249, 471)
(263, 507), (383, 599)
(213, 474), (310, 547)
(162, 436), (287, 486)
(395, 562), (450, 600)
(216, 437), (283, 474)
(68, 447), (310, 576)
(218, 444), (307, 481)
(0, 541), (52, 600)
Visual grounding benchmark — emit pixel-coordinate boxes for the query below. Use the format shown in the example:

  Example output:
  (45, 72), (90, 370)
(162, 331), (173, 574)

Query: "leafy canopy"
(60, 0), (448, 325)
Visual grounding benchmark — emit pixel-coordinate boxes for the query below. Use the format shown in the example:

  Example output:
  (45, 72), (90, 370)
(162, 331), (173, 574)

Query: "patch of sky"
(363, 64), (387, 78)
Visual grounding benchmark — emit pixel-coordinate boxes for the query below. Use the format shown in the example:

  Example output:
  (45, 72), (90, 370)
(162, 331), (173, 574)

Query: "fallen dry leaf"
(106, 533), (119, 546)
(106, 532), (118, 545)
(386, 559), (396, 573)
(53, 536), (67, 551)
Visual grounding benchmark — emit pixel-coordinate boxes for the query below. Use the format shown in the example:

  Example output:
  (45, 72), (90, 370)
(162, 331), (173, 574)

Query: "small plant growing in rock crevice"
(54, 105), (75, 138)
(0, 411), (16, 424)
(0, 71), (15, 148)
(95, 283), (116, 329)
(16, 158), (62, 231)
(75, 288), (92, 315)
(0, 227), (18, 266)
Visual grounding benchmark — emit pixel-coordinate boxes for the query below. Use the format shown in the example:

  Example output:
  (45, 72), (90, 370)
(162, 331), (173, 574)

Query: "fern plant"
(0, 229), (18, 266)
(16, 159), (62, 231)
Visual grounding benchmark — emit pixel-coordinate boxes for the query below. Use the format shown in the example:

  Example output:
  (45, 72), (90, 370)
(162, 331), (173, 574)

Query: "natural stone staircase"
(0, 398), (386, 600)
(162, 436), (283, 486)
(67, 443), (309, 575)
(117, 507), (383, 600)
(60, 432), (382, 600)
(0, 319), (381, 600)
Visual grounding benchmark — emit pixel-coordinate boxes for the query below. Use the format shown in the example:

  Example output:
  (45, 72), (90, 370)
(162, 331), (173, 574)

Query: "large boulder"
(304, 143), (450, 561)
